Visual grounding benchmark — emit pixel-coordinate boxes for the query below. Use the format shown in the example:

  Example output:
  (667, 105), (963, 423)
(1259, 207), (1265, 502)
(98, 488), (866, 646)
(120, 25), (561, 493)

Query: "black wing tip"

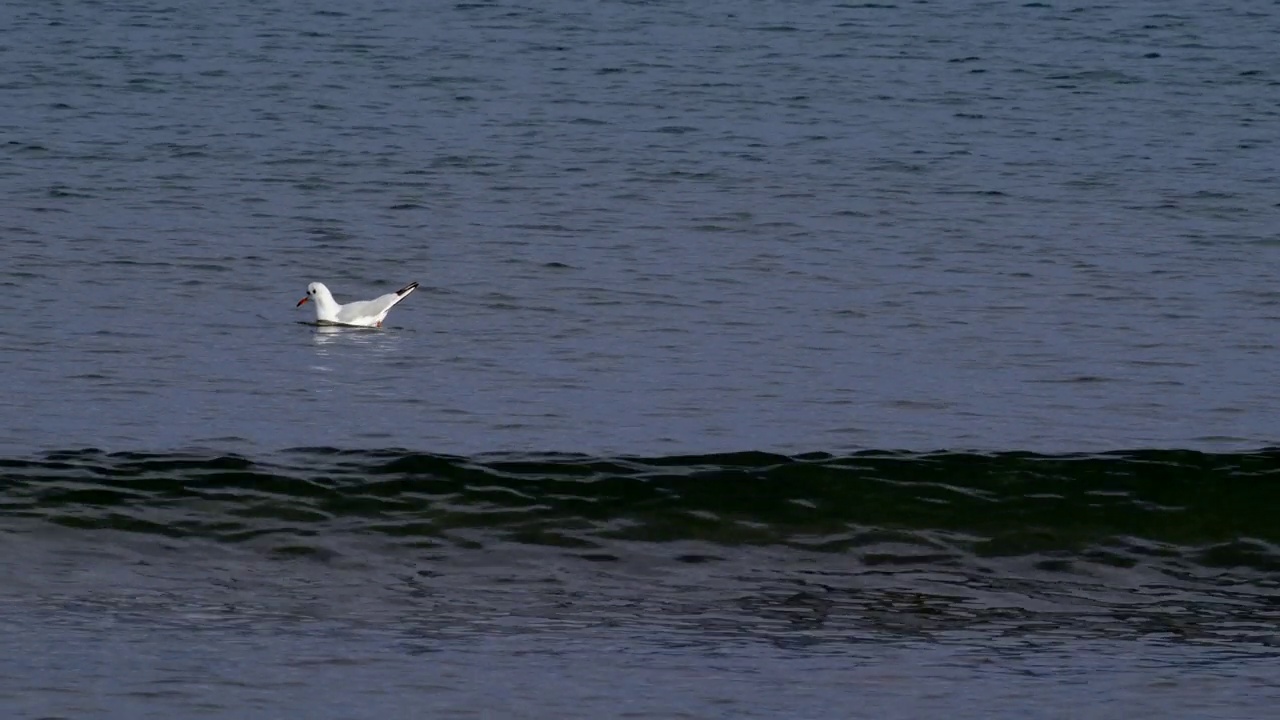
(397, 281), (419, 295)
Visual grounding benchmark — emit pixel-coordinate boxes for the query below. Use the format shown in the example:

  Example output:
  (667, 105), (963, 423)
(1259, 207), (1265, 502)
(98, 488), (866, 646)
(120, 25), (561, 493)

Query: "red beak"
(296, 297), (310, 307)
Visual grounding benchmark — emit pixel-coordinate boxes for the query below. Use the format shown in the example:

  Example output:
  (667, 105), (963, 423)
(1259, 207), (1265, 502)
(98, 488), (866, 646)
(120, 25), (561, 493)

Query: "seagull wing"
(334, 282), (418, 325)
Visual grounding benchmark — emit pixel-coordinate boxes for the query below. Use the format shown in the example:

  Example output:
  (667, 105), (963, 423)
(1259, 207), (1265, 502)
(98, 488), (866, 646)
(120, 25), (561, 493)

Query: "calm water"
(2, 0), (1279, 717)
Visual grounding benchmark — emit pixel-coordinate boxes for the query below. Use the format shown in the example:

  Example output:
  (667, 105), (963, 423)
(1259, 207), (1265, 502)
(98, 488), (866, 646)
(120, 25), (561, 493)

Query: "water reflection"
(309, 323), (406, 356)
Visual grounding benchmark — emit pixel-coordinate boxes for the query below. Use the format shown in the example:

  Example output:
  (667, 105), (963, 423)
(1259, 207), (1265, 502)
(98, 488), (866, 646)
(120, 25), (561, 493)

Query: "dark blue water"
(2, 0), (1279, 717)
(4, 0), (1280, 455)
(3, 449), (1280, 718)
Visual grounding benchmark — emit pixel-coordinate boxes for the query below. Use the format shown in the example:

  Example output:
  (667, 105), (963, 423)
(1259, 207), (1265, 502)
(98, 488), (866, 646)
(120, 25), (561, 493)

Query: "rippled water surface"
(3, 0), (1279, 454)
(2, 0), (1279, 716)
(3, 450), (1280, 718)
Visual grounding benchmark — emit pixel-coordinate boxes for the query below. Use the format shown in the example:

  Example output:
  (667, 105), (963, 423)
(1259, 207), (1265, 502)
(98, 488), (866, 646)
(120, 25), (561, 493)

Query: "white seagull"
(296, 281), (418, 327)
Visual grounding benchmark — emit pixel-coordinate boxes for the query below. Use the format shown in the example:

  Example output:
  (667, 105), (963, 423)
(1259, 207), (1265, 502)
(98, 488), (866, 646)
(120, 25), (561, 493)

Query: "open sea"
(2, 0), (1279, 717)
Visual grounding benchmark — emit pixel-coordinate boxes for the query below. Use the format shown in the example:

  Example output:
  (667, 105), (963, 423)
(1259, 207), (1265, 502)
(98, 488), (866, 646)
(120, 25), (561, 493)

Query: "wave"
(3, 448), (1278, 569)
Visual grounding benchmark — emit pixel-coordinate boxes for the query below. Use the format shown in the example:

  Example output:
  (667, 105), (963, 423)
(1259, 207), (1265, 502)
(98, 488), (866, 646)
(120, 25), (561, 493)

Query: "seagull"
(296, 281), (418, 327)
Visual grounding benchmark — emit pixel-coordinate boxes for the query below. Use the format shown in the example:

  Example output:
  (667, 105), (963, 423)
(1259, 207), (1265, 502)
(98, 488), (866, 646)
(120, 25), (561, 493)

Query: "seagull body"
(296, 281), (418, 327)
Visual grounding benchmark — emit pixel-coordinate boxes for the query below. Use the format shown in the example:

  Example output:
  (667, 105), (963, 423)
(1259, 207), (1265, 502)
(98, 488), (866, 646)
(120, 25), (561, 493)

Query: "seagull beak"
(296, 297), (310, 307)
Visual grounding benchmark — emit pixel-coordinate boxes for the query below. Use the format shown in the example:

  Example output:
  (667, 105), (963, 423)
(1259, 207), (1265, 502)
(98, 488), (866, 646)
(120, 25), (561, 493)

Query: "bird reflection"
(310, 323), (404, 355)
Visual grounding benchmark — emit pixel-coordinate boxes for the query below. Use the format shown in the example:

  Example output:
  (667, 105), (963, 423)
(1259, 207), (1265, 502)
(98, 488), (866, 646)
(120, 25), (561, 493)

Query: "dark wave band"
(3, 448), (1278, 566)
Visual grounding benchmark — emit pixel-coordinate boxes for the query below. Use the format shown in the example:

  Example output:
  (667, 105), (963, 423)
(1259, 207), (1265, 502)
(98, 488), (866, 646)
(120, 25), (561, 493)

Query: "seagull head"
(297, 282), (332, 308)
